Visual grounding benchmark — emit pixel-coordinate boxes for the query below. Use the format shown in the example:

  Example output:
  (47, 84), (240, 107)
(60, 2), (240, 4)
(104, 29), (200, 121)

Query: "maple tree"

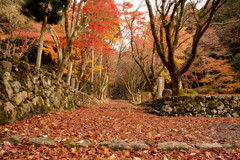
(72, 0), (121, 96)
(52, 0), (87, 82)
(145, 0), (227, 96)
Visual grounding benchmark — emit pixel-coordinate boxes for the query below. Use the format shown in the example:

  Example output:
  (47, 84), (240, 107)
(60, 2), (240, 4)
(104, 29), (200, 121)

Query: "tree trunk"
(66, 59), (73, 85)
(91, 48), (94, 93)
(150, 85), (158, 100)
(172, 75), (182, 96)
(58, 48), (63, 65)
(71, 77), (75, 89)
(56, 55), (69, 80)
(99, 52), (103, 79)
(36, 16), (48, 69)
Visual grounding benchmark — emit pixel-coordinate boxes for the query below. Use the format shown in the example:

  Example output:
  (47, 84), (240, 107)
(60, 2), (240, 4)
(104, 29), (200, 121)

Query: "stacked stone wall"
(148, 95), (240, 117)
(0, 57), (104, 125)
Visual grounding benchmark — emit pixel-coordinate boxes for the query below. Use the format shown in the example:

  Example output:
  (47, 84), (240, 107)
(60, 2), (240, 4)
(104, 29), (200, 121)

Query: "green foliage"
(21, 0), (68, 24)
(179, 89), (187, 96)
(233, 53), (240, 69)
(179, 89), (198, 96)
(184, 89), (198, 95)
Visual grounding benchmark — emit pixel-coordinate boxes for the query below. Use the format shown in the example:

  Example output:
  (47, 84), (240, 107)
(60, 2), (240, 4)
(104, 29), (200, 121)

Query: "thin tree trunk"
(100, 73), (109, 100)
(58, 48), (63, 65)
(99, 52), (103, 79)
(75, 78), (80, 91)
(36, 16), (48, 69)
(91, 48), (94, 93)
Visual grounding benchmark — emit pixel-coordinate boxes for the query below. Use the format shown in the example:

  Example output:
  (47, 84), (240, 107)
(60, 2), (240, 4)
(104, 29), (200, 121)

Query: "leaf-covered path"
(0, 100), (240, 159)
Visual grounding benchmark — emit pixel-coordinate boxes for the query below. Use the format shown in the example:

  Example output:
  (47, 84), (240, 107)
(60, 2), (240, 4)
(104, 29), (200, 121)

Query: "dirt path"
(0, 100), (239, 159)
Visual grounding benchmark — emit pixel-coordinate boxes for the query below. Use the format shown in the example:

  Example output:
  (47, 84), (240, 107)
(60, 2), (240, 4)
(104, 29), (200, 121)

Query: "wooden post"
(157, 77), (165, 98)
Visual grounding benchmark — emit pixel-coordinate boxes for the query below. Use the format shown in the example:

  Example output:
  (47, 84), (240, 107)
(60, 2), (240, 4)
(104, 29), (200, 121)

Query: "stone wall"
(0, 57), (104, 125)
(147, 95), (240, 117)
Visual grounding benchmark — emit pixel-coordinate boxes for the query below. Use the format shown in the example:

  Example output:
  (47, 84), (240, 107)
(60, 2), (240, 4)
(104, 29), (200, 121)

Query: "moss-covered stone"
(38, 86), (44, 96)
(173, 106), (185, 114)
(207, 101), (217, 109)
(63, 139), (74, 149)
(205, 108), (211, 114)
(175, 100), (186, 106)
(0, 110), (9, 125)
(194, 96), (205, 102)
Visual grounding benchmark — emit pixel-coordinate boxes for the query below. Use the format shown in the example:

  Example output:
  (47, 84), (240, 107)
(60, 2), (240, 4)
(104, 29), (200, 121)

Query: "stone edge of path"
(0, 136), (238, 152)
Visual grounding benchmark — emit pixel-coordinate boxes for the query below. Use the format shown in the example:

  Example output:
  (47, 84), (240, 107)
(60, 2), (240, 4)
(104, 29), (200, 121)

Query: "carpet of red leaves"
(0, 100), (239, 159)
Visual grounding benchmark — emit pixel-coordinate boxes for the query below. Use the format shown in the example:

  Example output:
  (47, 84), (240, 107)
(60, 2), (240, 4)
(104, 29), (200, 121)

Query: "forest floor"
(0, 100), (239, 159)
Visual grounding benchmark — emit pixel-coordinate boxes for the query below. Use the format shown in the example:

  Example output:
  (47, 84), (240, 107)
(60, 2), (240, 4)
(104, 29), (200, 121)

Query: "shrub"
(179, 89), (187, 96)
(233, 53), (240, 69)
(184, 89), (198, 95)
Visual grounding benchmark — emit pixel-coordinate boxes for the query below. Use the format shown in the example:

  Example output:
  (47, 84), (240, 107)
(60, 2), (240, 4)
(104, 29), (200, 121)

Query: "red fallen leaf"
(185, 154), (192, 160)
(40, 145), (45, 150)
(72, 154), (79, 160)
(3, 145), (11, 151)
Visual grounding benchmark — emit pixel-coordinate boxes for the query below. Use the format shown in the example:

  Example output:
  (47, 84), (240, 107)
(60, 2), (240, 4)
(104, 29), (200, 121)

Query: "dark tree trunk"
(171, 75), (182, 96)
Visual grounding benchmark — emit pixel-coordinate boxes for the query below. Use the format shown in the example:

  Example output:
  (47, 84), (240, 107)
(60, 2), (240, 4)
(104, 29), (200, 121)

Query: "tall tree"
(55, 0), (87, 80)
(145, 0), (226, 95)
(21, 0), (67, 69)
(122, 1), (165, 100)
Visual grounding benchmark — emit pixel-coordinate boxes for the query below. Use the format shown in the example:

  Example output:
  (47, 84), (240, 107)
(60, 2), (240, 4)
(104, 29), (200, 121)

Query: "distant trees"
(233, 53), (240, 69)
(213, 0), (240, 58)
(0, 0), (29, 57)
(122, 1), (165, 100)
(233, 53), (240, 79)
(145, 0), (227, 96)
(116, 50), (147, 102)
(21, 0), (67, 69)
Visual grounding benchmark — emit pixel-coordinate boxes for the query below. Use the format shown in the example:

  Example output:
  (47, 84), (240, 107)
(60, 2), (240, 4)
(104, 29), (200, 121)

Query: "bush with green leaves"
(233, 53), (240, 69)
(184, 89), (198, 95)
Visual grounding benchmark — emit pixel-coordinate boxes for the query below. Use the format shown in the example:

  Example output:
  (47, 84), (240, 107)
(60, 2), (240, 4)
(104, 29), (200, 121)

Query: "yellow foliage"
(43, 46), (57, 63)
(176, 58), (185, 65)
(93, 65), (104, 71)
